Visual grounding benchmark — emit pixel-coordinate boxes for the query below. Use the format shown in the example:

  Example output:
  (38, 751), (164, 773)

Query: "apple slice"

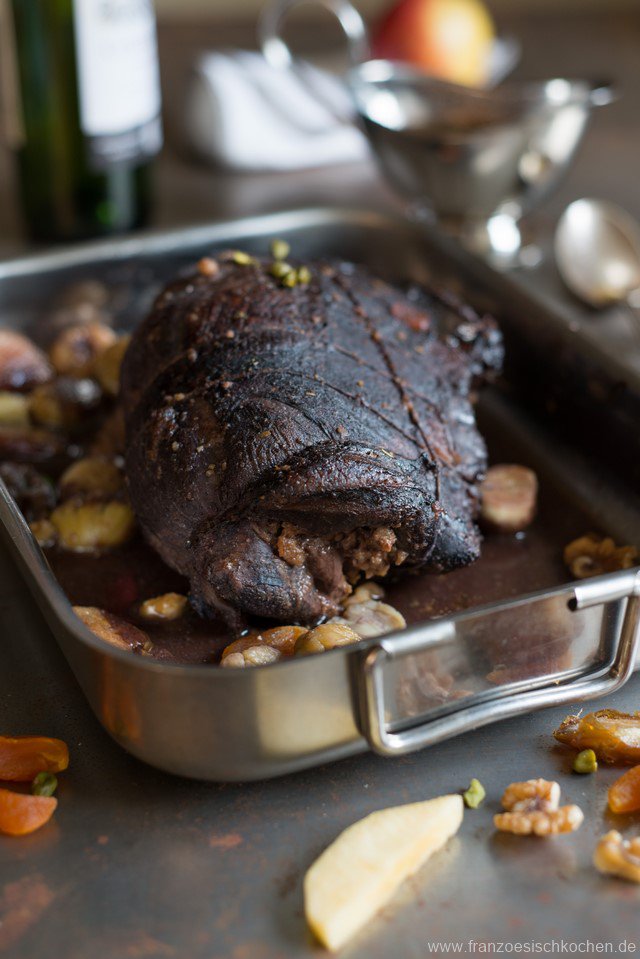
(304, 793), (463, 951)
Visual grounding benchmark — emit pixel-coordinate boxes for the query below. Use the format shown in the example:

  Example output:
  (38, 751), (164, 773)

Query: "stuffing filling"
(275, 521), (409, 590)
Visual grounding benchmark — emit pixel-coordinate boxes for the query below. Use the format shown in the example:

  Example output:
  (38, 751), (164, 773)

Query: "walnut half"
(594, 831), (640, 883)
(564, 533), (638, 580)
(494, 778), (584, 837)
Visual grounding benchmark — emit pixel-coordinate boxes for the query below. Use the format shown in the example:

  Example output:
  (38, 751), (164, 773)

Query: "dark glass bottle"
(5, 0), (162, 242)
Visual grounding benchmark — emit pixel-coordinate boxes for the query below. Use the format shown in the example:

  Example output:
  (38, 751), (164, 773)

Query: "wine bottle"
(2, 0), (163, 242)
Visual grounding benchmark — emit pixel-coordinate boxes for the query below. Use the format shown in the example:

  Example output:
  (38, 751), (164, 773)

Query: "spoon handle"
(627, 290), (640, 338)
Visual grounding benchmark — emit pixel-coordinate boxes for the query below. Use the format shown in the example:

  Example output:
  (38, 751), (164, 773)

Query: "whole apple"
(371, 0), (496, 88)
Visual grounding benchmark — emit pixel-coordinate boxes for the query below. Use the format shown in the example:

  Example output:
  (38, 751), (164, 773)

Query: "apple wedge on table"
(304, 794), (464, 952)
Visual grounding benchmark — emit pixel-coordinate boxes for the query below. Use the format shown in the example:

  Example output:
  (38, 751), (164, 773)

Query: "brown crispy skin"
(121, 258), (502, 626)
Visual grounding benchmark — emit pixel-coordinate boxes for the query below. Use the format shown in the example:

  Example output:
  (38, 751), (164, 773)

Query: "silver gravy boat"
(260, 0), (614, 263)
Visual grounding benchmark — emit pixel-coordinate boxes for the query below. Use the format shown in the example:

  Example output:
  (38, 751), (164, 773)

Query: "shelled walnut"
(494, 778), (583, 836)
(564, 533), (638, 580)
(594, 831), (640, 883)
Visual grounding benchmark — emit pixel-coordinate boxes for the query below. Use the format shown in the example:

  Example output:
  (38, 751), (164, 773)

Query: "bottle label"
(73, 0), (162, 168)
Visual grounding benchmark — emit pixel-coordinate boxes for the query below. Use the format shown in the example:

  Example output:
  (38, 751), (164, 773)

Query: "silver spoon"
(555, 199), (640, 332)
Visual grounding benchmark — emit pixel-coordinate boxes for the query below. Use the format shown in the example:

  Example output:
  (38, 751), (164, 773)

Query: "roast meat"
(121, 255), (502, 627)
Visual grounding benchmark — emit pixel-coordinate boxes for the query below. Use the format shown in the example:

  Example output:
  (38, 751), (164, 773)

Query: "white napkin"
(185, 50), (369, 172)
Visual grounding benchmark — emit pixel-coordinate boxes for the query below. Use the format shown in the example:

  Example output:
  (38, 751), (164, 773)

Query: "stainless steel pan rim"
(2, 204), (635, 392)
(0, 207), (401, 281)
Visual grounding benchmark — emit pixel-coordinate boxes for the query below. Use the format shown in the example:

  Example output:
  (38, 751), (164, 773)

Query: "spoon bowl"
(554, 198), (640, 308)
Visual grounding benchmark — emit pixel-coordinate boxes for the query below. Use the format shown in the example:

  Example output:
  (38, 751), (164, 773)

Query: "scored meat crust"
(121, 255), (502, 627)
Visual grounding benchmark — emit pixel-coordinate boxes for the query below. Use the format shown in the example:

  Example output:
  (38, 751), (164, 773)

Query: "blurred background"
(0, 0), (638, 254)
(154, 0), (634, 16)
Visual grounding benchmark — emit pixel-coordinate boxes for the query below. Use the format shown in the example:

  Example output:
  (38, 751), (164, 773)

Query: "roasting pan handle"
(357, 573), (640, 757)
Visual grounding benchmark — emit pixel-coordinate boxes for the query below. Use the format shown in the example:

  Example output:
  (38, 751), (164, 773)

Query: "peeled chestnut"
(480, 464), (538, 534)
(0, 462), (56, 520)
(49, 322), (116, 378)
(0, 425), (66, 466)
(0, 330), (52, 392)
(29, 377), (103, 431)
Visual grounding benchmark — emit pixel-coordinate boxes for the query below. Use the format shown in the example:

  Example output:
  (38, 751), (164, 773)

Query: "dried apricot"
(608, 765), (640, 814)
(554, 710), (640, 765)
(0, 787), (57, 836)
(0, 735), (69, 782)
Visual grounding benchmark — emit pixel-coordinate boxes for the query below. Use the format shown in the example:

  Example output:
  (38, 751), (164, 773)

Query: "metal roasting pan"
(1, 207), (640, 782)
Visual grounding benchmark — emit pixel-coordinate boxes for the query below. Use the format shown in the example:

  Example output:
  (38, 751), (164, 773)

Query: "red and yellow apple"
(371, 0), (496, 88)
